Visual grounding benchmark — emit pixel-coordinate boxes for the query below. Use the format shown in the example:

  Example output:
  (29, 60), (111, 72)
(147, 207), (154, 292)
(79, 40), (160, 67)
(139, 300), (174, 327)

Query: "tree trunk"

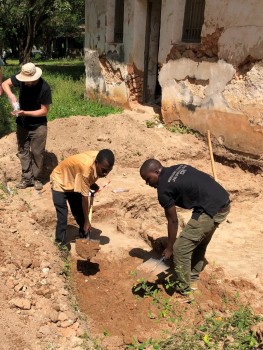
(22, 14), (36, 64)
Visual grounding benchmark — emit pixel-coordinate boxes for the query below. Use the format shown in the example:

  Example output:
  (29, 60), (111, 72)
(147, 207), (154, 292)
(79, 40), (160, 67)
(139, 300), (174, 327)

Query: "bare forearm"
(167, 219), (178, 249)
(18, 105), (49, 117)
(0, 69), (2, 95)
(2, 79), (17, 103)
(163, 205), (179, 258)
(82, 196), (90, 226)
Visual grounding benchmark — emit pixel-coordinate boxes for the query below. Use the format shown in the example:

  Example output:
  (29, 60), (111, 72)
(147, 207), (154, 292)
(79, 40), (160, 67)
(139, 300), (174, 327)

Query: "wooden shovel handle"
(88, 194), (94, 223)
(207, 130), (218, 182)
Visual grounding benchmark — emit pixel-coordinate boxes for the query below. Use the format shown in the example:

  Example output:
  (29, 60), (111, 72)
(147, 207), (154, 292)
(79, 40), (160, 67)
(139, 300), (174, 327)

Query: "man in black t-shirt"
(140, 159), (230, 298)
(2, 63), (52, 190)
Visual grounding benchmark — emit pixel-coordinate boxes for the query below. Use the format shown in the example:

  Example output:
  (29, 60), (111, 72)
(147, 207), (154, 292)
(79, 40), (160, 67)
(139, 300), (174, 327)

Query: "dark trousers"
(173, 206), (230, 293)
(52, 190), (84, 243)
(16, 124), (47, 181)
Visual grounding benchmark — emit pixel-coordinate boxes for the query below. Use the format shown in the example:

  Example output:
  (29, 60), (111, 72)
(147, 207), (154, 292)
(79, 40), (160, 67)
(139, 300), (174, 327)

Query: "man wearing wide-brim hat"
(2, 62), (52, 190)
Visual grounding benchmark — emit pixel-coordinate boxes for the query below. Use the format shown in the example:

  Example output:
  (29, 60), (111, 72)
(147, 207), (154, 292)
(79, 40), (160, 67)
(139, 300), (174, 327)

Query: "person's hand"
(162, 247), (173, 260)
(11, 110), (24, 117)
(90, 183), (100, 193)
(83, 221), (91, 233)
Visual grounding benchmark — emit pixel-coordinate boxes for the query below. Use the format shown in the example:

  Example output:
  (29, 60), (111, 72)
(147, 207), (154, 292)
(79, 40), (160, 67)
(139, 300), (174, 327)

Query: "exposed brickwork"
(126, 64), (144, 103)
(99, 56), (123, 84)
(97, 57), (144, 104)
(167, 28), (224, 63)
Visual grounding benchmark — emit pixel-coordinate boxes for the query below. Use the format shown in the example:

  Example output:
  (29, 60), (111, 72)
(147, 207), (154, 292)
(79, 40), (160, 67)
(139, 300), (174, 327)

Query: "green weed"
(159, 306), (262, 350)
(130, 273), (262, 350)
(129, 270), (137, 277)
(167, 124), (196, 135)
(146, 120), (156, 128)
(102, 328), (110, 337)
(61, 256), (71, 277)
(133, 277), (159, 298)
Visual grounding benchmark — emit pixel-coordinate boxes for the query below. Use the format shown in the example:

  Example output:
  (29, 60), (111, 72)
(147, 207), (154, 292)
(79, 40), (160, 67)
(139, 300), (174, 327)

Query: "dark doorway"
(143, 0), (162, 103)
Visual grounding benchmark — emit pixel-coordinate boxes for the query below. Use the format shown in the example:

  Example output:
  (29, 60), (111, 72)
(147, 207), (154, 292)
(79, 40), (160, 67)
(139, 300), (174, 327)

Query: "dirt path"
(0, 111), (262, 349)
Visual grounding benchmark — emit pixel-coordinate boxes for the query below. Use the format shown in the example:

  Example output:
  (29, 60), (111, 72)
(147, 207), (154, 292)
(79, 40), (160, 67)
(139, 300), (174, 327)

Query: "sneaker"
(172, 291), (195, 304)
(34, 180), (43, 191)
(190, 281), (199, 291)
(16, 179), (34, 189)
(54, 238), (66, 246)
(54, 238), (68, 249)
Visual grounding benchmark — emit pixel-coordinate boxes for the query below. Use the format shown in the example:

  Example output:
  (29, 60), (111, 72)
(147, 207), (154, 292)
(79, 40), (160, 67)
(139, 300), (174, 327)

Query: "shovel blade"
(136, 257), (169, 275)
(75, 238), (100, 260)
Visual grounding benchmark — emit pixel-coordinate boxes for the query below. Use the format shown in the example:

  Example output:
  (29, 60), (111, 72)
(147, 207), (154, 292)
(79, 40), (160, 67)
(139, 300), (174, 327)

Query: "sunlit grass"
(0, 60), (122, 137)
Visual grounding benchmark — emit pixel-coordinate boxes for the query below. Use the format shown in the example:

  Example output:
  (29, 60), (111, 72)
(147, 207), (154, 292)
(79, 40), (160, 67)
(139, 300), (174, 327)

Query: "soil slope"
(0, 110), (262, 349)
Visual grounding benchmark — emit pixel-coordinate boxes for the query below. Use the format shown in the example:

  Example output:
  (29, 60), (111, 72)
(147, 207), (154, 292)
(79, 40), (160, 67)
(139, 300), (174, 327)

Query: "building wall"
(203, 0), (263, 64)
(158, 0), (263, 161)
(85, 0), (146, 106)
(84, 0), (263, 164)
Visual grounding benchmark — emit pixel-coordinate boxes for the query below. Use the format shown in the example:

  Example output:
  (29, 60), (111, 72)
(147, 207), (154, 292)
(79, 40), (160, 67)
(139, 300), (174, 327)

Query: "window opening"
(182, 0), (205, 43)
(114, 0), (124, 43)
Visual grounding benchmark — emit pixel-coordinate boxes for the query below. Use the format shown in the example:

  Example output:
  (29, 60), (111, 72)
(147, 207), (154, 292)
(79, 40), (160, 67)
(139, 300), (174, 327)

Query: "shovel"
(75, 191), (100, 260)
(136, 256), (169, 277)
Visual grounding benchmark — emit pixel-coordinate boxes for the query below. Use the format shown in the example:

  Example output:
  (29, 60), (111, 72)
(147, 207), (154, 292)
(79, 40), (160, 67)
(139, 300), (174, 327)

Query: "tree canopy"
(0, 0), (85, 63)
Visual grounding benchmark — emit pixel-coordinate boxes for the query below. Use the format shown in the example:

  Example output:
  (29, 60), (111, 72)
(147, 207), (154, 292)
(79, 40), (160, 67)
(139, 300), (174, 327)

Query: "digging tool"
(97, 179), (111, 194)
(84, 190), (99, 243)
(207, 130), (218, 182)
(75, 190), (100, 260)
(136, 256), (169, 277)
(85, 190), (95, 239)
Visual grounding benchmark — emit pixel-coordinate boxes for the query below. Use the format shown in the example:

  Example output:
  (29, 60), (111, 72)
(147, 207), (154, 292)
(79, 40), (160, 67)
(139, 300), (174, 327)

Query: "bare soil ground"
(0, 109), (262, 350)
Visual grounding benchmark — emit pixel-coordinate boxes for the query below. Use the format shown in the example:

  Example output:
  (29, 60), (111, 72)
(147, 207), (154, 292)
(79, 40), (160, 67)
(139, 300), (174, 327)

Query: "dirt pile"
(0, 195), (93, 350)
(0, 110), (262, 349)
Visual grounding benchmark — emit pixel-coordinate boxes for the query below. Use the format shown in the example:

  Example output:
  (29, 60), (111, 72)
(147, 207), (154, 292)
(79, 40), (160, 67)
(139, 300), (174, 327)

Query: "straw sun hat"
(16, 63), (42, 82)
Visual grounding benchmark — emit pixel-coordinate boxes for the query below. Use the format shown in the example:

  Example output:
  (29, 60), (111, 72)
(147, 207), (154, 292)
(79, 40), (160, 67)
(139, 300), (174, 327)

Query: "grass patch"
(0, 60), (122, 137)
(167, 123), (197, 135)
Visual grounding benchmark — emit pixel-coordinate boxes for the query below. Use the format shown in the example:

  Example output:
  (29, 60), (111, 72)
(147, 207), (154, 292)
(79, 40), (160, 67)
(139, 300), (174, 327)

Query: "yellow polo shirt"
(50, 151), (98, 196)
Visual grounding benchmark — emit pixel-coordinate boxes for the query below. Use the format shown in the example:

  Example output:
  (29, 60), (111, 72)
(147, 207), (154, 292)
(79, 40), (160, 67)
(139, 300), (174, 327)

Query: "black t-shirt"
(157, 164), (229, 217)
(11, 76), (52, 129)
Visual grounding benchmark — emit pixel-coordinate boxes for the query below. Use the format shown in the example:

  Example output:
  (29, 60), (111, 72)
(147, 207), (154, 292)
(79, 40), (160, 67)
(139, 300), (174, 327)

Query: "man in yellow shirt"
(50, 149), (115, 245)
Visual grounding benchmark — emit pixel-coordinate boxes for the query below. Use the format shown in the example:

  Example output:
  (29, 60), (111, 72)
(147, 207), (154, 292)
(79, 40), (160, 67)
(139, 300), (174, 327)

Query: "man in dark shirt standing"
(2, 63), (52, 190)
(140, 159), (230, 299)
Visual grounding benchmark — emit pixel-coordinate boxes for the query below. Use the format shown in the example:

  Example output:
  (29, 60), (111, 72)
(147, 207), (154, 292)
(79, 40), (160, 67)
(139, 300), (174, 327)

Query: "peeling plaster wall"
(160, 57), (263, 158)
(159, 58), (235, 98)
(85, 0), (107, 50)
(158, 0), (185, 63)
(85, 0), (150, 105)
(203, 0), (263, 65)
(159, 0), (263, 163)
(84, 0), (263, 162)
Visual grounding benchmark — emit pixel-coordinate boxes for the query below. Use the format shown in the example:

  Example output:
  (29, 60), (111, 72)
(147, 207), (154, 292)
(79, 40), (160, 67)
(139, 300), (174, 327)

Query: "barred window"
(114, 0), (124, 43)
(182, 0), (205, 43)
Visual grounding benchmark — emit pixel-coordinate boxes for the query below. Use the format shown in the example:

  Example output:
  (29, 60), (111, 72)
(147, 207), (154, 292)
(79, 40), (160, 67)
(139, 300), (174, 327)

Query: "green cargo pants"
(173, 205), (230, 294)
(16, 124), (47, 182)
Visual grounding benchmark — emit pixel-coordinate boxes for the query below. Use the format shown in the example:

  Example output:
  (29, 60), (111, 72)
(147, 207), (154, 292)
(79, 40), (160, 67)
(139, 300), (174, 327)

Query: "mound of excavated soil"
(0, 109), (262, 349)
